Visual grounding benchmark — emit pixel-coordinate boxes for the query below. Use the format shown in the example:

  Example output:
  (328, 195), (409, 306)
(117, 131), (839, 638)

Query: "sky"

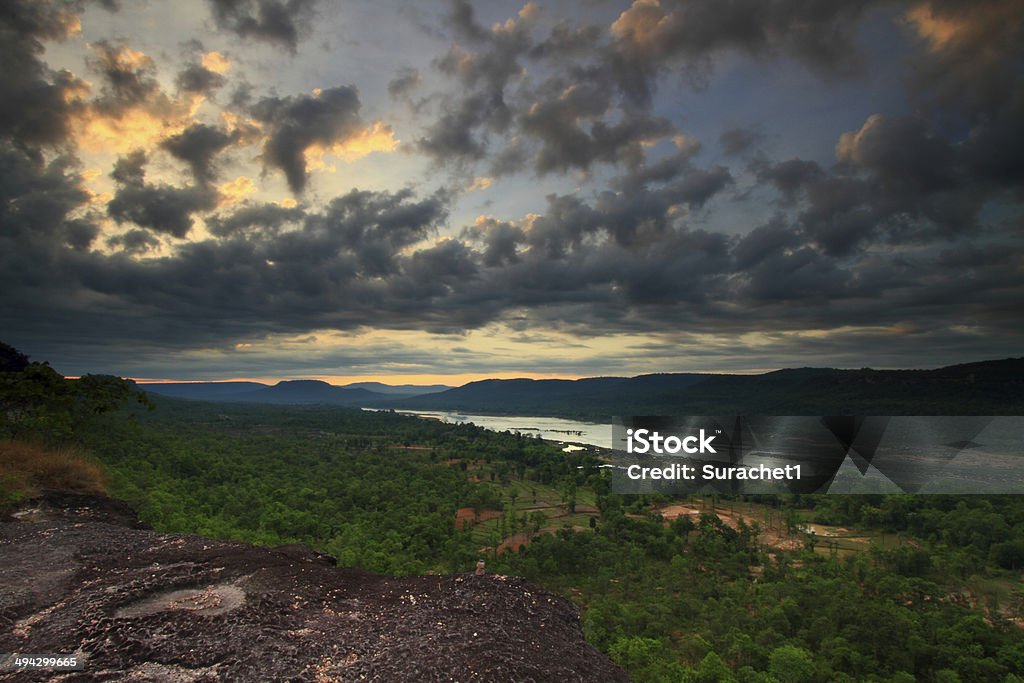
(1, 0), (1022, 384)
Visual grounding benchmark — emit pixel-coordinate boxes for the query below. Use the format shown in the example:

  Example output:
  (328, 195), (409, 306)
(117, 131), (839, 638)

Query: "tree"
(0, 342), (30, 372)
(688, 651), (737, 683)
(0, 342), (152, 442)
(769, 645), (816, 683)
(672, 514), (696, 544)
(609, 636), (686, 683)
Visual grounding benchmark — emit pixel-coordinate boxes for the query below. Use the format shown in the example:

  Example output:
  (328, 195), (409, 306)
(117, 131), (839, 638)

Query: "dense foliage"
(491, 505), (1024, 682)
(76, 399), (601, 575)
(0, 347), (151, 443)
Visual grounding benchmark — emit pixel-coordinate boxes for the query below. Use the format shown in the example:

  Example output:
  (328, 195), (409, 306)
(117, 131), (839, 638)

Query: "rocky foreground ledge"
(0, 493), (629, 682)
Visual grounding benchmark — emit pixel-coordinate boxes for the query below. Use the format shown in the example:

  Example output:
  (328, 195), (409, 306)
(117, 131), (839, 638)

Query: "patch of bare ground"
(454, 507), (503, 530)
(497, 532), (532, 554)
(652, 503), (804, 550)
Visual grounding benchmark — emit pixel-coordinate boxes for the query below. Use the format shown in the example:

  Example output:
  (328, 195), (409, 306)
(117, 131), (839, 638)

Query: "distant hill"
(139, 358), (1024, 416)
(391, 358), (1024, 419)
(142, 380), (451, 404)
(339, 381), (451, 396)
(138, 381), (267, 400)
(140, 378), (456, 405)
(142, 380), (387, 406)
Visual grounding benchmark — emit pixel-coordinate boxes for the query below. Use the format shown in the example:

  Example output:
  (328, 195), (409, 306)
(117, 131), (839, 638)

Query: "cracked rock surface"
(0, 493), (630, 682)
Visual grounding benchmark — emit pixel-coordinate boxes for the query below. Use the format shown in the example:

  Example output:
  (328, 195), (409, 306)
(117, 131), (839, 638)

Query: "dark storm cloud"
(387, 67), (422, 99)
(107, 228), (161, 254)
(754, 158), (825, 204)
(0, 144), (92, 245)
(488, 138), (529, 176)
(161, 124), (238, 185)
(0, 0), (95, 151)
(0, 143), (104, 341)
(719, 127), (762, 157)
(416, 94), (491, 164)
(205, 202), (306, 238)
(732, 218), (801, 270)
(106, 151), (218, 238)
(905, 0), (1024, 121)
(86, 40), (163, 114)
(461, 217), (524, 266)
(418, 0), (887, 177)
(523, 98), (673, 175)
(608, 0), (878, 104)
(413, 3), (535, 165)
(1, 185), (454, 354)
(749, 104), (1022, 257)
(447, 0), (489, 43)
(416, 1), (681, 175)
(594, 156), (734, 245)
(207, 0), (318, 53)
(249, 86), (369, 194)
(175, 63), (225, 96)
(741, 245), (852, 302)
(3, 136), (1023, 374)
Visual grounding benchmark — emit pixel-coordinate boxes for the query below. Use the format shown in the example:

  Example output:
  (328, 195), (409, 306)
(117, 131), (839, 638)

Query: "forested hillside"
(395, 359), (1024, 419)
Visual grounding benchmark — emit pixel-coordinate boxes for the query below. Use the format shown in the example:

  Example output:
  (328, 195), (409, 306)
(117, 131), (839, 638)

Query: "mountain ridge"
(391, 358), (1024, 418)
(137, 358), (1024, 418)
(141, 379), (451, 405)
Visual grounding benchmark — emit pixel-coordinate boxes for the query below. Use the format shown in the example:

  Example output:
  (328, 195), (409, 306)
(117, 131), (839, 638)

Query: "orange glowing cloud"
(905, 1), (1021, 54)
(303, 121), (398, 171)
(71, 44), (205, 154)
(200, 51), (232, 74)
(218, 176), (257, 205)
(74, 103), (198, 154)
(906, 3), (962, 51)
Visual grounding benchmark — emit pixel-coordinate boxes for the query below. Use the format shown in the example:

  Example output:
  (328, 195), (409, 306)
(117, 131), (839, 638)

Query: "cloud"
(107, 228), (162, 254)
(719, 126), (762, 157)
(416, 3), (685, 176)
(608, 0), (878, 103)
(747, 101), (1024, 257)
(206, 0), (318, 53)
(249, 86), (395, 193)
(106, 151), (218, 238)
(71, 43), (203, 155)
(416, 93), (492, 165)
(161, 123), (238, 185)
(175, 49), (231, 98)
(86, 41), (162, 114)
(462, 216), (525, 266)
(0, 143), (95, 249)
(387, 67), (421, 99)
(523, 95), (673, 175)
(0, 0), (94, 151)
(205, 201), (305, 237)
(904, 0), (1024, 120)
(2, 139), (1023, 376)
(754, 158), (825, 204)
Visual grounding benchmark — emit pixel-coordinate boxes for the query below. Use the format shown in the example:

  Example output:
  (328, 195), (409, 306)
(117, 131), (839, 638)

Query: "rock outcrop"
(0, 493), (630, 682)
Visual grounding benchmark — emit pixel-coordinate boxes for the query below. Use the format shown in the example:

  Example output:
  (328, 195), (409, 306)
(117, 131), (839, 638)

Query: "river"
(382, 410), (614, 450)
